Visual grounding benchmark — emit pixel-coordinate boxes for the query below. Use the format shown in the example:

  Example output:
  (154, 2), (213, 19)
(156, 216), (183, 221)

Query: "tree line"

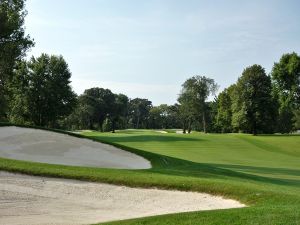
(1, 0), (299, 134)
(215, 60), (300, 134)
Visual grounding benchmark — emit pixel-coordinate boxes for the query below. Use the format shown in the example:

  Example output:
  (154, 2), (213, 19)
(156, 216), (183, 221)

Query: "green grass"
(1, 127), (300, 224)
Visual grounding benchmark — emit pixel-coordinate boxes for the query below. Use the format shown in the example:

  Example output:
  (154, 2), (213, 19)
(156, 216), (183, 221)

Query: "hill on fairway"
(82, 130), (300, 225)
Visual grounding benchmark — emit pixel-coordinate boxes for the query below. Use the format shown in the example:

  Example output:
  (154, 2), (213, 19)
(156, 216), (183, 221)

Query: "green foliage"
(65, 88), (131, 132)
(178, 84), (195, 133)
(178, 76), (218, 133)
(232, 65), (276, 134)
(110, 93), (129, 132)
(272, 52), (300, 132)
(0, 0), (34, 120)
(165, 104), (181, 128)
(149, 106), (164, 129)
(294, 110), (300, 130)
(148, 104), (180, 129)
(216, 85), (235, 132)
(102, 117), (113, 132)
(64, 89), (182, 132)
(6, 60), (30, 124)
(8, 54), (77, 127)
(68, 95), (95, 130)
(83, 87), (115, 130)
(129, 98), (152, 129)
(272, 52), (300, 105)
(277, 103), (295, 133)
(205, 100), (218, 132)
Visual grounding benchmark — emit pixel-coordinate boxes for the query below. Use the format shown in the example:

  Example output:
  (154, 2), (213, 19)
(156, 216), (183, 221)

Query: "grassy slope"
(87, 130), (300, 225)
(1, 128), (300, 224)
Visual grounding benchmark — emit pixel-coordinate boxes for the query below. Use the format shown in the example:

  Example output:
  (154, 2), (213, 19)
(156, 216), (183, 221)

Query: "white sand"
(0, 172), (245, 225)
(176, 130), (193, 134)
(0, 126), (151, 169)
(155, 130), (168, 134)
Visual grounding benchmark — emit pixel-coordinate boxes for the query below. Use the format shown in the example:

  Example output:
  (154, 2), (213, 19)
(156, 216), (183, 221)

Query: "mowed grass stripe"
(84, 130), (300, 225)
(85, 131), (300, 171)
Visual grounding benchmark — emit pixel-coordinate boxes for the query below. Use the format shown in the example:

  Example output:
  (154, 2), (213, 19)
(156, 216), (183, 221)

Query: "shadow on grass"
(88, 134), (202, 143)
(257, 134), (300, 137)
(236, 135), (300, 157)
(85, 133), (300, 188)
(212, 164), (300, 177)
(145, 153), (300, 188)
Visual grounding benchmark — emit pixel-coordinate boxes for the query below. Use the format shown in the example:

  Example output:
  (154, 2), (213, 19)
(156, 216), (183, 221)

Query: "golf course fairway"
(0, 128), (300, 224)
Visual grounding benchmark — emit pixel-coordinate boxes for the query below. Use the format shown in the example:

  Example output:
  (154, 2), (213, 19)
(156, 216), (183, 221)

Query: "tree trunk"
(136, 116), (140, 129)
(89, 119), (93, 130)
(39, 112), (42, 127)
(252, 119), (257, 136)
(202, 112), (206, 133)
(112, 119), (116, 133)
(252, 125), (257, 136)
(99, 120), (103, 132)
(188, 118), (192, 133)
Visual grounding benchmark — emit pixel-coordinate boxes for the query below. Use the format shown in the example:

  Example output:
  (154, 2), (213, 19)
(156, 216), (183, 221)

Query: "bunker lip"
(0, 171), (246, 225)
(0, 126), (151, 169)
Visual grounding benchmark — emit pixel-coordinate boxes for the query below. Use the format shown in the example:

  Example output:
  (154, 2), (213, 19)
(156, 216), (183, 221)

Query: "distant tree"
(9, 54), (77, 127)
(272, 86), (294, 133)
(64, 89), (130, 132)
(0, 0), (34, 120)
(271, 52), (300, 132)
(157, 104), (169, 129)
(149, 106), (163, 129)
(81, 87), (115, 130)
(47, 55), (77, 126)
(232, 65), (276, 135)
(129, 98), (152, 129)
(206, 100), (218, 133)
(148, 104), (171, 129)
(178, 76), (218, 133)
(6, 60), (30, 124)
(166, 104), (181, 129)
(178, 88), (195, 133)
(110, 93), (129, 132)
(216, 85), (235, 133)
(64, 95), (94, 130)
(294, 109), (300, 131)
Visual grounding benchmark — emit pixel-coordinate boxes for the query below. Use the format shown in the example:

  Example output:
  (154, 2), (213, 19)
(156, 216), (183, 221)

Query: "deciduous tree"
(232, 65), (276, 135)
(216, 85), (235, 133)
(0, 0), (33, 119)
(178, 76), (218, 133)
(271, 52), (300, 132)
(10, 54), (76, 127)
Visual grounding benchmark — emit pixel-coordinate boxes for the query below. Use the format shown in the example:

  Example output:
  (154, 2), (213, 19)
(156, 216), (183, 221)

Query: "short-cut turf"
(1, 127), (300, 225)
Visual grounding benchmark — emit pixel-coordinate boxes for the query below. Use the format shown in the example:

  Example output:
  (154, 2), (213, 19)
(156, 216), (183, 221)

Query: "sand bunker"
(0, 126), (151, 169)
(0, 172), (245, 225)
(155, 130), (168, 134)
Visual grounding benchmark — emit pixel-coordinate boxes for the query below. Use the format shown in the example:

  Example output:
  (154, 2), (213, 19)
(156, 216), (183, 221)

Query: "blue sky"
(25, 0), (300, 105)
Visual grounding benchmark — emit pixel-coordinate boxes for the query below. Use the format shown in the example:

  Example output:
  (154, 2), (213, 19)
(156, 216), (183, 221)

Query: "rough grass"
(1, 126), (300, 224)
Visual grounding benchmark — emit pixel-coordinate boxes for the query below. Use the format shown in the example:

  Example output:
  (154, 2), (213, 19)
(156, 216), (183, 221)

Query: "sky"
(24, 0), (300, 105)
